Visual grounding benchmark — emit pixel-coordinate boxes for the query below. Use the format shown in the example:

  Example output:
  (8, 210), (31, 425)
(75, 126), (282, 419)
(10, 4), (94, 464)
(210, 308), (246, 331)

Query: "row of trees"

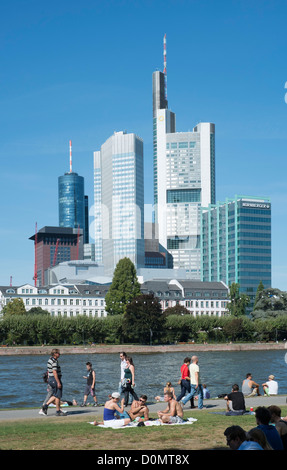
(1, 258), (286, 345)
(1, 310), (287, 346)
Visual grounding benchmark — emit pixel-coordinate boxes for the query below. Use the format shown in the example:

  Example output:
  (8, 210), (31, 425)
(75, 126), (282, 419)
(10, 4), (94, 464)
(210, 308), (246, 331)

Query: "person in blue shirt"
(254, 406), (283, 450)
(224, 425), (263, 450)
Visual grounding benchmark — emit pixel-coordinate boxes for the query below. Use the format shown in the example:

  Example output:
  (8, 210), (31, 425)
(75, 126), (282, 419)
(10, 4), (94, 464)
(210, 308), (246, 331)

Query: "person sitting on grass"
(155, 382), (176, 401)
(224, 383), (247, 416)
(93, 392), (131, 427)
(128, 395), (149, 423)
(157, 391), (184, 424)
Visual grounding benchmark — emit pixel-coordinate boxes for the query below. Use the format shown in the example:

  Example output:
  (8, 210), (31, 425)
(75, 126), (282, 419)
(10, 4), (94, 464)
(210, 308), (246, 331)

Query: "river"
(0, 350), (287, 409)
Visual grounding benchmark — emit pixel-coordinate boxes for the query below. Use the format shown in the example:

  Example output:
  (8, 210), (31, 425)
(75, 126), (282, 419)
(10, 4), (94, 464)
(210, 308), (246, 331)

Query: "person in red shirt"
(176, 357), (195, 408)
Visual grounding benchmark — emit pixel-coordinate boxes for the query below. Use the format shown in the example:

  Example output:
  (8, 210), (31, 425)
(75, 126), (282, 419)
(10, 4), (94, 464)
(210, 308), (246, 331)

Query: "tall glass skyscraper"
(201, 196), (272, 307)
(93, 131), (145, 276)
(152, 70), (215, 278)
(58, 172), (85, 234)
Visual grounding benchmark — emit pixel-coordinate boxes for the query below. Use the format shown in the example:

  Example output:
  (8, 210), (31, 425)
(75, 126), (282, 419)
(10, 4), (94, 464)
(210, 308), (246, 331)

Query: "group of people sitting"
(224, 406), (287, 450)
(92, 390), (184, 427)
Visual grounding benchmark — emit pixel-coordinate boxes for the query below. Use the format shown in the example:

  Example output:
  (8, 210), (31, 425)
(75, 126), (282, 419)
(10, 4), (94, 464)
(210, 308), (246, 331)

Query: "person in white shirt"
(262, 375), (278, 396)
(118, 352), (127, 395)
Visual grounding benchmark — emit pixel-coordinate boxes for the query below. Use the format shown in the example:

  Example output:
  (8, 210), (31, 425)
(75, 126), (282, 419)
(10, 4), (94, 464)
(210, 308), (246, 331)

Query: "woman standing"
(123, 356), (139, 406)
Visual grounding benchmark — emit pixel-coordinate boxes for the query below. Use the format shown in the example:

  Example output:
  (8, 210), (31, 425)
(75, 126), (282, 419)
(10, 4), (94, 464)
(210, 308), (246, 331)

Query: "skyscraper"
(58, 141), (89, 243)
(93, 131), (145, 276)
(152, 39), (215, 278)
(201, 196), (272, 309)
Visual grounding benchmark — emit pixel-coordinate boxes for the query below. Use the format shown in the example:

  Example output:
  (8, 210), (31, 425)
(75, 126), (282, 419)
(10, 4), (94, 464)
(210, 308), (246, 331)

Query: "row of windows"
(50, 310), (105, 318)
(167, 189), (201, 203)
(24, 298), (105, 306)
(166, 141), (197, 149)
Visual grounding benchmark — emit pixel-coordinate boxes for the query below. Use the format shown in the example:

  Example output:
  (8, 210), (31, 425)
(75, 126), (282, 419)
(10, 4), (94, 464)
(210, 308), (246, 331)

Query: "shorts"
(169, 416), (184, 424)
(85, 385), (95, 396)
(48, 377), (63, 400)
(103, 419), (126, 428)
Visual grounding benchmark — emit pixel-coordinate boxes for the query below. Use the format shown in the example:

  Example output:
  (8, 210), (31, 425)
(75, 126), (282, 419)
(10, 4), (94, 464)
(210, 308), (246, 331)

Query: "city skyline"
(1, 1), (287, 290)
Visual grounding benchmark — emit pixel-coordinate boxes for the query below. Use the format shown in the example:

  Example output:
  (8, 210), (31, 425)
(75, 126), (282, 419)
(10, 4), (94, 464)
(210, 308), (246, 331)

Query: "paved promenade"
(1, 395), (286, 422)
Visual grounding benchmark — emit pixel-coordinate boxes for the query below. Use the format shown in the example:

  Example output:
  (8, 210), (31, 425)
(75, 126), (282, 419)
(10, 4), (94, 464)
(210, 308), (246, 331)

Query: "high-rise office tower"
(153, 37), (215, 278)
(201, 196), (272, 309)
(58, 141), (89, 243)
(93, 131), (145, 276)
(29, 226), (83, 286)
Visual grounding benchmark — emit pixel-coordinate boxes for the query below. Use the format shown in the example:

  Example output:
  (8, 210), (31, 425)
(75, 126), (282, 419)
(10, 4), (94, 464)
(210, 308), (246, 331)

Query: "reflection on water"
(0, 350), (286, 409)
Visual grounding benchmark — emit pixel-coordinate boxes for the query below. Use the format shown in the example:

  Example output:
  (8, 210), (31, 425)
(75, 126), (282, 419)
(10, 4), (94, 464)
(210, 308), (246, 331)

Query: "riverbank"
(1, 342), (286, 355)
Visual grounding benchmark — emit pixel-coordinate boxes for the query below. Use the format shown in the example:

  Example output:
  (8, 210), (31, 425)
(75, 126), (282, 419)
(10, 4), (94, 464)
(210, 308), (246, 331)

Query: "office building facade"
(58, 172), (89, 243)
(201, 196), (272, 306)
(29, 226), (83, 286)
(152, 71), (215, 278)
(93, 131), (145, 276)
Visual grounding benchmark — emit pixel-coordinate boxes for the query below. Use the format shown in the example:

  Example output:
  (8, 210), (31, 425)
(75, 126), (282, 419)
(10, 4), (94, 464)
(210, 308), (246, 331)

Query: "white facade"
(93, 131), (145, 276)
(0, 283), (108, 318)
(155, 110), (215, 278)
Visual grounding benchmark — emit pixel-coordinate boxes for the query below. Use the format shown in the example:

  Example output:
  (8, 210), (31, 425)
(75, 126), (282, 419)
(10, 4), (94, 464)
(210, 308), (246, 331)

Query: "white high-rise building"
(93, 131), (145, 276)
(153, 70), (215, 278)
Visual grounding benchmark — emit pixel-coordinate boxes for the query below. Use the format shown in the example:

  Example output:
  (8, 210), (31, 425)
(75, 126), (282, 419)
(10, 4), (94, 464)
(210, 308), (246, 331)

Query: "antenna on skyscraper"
(69, 140), (72, 173)
(163, 34), (167, 100)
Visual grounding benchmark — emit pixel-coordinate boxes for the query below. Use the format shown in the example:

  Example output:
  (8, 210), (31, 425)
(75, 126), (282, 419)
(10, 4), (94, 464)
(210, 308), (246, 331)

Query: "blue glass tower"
(58, 172), (85, 234)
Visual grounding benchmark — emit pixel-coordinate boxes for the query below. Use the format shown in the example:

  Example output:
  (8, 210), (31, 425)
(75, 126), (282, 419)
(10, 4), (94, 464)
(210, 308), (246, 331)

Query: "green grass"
(2, 407), (286, 451)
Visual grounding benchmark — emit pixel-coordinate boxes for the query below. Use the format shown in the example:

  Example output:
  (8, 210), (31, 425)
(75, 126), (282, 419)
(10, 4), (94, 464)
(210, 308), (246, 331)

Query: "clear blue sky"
(1, 0), (287, 289)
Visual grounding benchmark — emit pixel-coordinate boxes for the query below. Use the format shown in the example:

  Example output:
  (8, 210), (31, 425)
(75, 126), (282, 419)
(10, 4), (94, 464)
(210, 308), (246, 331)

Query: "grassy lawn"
(2, 407), (286, 451)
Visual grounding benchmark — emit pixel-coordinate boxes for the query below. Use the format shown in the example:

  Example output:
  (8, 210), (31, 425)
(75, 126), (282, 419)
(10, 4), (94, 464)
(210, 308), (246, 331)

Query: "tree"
(254, 280), (265, 308)
(226, 283), (250, 316)
(163, 304), (190, 316)
(251, 288), (287, 319)
(122, 294), (163, 344)
(2, 298), (26, 316)
(105, 258), (141, 315)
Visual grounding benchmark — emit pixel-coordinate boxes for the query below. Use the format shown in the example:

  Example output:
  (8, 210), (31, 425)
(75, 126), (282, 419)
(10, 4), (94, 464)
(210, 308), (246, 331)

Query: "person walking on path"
(242, 373), (261, 397)
(176, 357), (195, 408)
(181, 355), (203, 409)
(123, 356), (139, 406)
(41, 349), (66, 416)
(118, 352), (127, 395)
(81, 362), (98, 407)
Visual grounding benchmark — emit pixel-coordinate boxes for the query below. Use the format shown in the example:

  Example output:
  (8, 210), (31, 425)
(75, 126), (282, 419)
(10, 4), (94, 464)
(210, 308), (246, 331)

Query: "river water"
(0, 350), (287, 409)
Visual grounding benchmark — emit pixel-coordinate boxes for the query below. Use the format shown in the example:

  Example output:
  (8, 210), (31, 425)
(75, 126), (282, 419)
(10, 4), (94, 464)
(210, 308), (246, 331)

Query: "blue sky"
(0, 0), (287, 289)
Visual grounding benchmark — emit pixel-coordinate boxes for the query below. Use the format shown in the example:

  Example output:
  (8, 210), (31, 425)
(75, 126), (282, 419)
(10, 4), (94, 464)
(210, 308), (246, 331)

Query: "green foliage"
(2, 298), (26, 316)
(226, 283), (250, 316)
(0, 311), (286, 346)
(163, 304), (190, 316)
(254, 280), (265, 308)
(251, 288), (287, 319)
(105, 258), (141, 315)
(122, 294), (163, 344)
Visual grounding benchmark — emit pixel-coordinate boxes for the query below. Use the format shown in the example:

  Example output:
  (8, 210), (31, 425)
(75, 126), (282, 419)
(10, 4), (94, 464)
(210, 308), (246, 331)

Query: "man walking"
(41, 349), (66, 416)
(181, 355), (203, 410)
